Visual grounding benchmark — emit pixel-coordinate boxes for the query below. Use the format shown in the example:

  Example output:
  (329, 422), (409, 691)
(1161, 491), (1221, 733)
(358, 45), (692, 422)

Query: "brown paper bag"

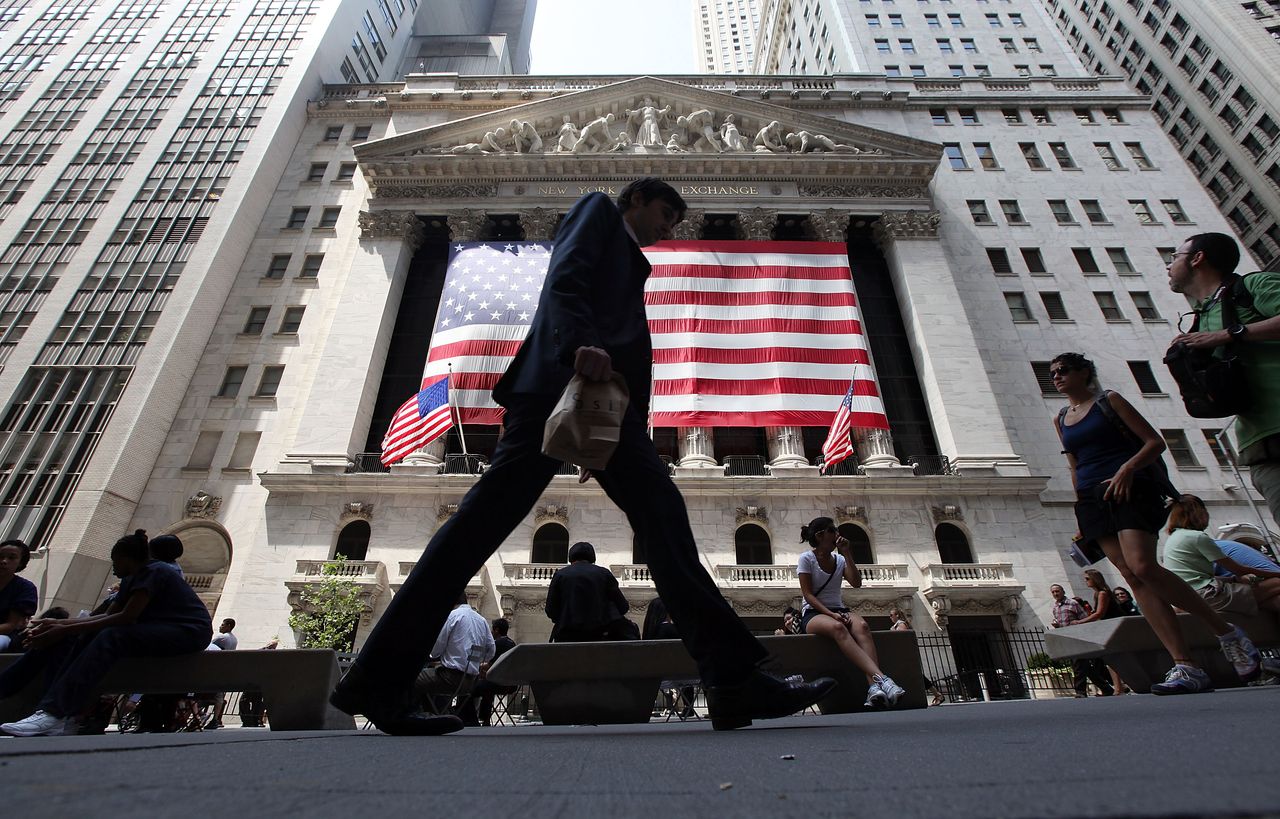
(541, 373), (630, 470)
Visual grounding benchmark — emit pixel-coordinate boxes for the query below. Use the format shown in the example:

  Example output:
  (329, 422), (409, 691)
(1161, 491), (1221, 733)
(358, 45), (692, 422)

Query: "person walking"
(330, 179), (834, 734)
(1049, 583), (1114, 697)
(797, 516), (905, 709)
(1051, 352), (1267, 694)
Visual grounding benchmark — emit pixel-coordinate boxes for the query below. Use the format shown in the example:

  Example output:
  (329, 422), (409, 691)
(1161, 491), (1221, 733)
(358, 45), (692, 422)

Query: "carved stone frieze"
(931, 504), (964, 523)
(357, 210), (426, 249)
(806, 208), (850, 242)
(799, 184), (927, 199)
(447, 209), (489, 241)
(535, 503), (569, 527)
(734, 505), (768, 526)
(518, 207), (561, 241)
(736, 207), (776, 241)
(436, 503), (459, 522)
(185, 491), (222, 519)
(374, 183), (497, 200)
(341, 502), (373, 521)
(672, 208), (704, 240)
(835, 505), (868, 525)
(875, 209), (942, 241)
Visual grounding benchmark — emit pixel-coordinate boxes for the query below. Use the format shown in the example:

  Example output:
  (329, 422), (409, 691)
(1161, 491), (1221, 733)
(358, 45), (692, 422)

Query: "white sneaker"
(876, 674), (906, 707)
(864, 680), (887, 708)
(0, 710), (75, 737)
(1219, 626), (1261, 681)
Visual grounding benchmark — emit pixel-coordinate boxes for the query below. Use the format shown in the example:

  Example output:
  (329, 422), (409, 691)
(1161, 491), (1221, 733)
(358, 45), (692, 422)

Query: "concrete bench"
(0, 649), (355, 731)
(485, 632), (926, 726)
(1045, 612), (1280, 693)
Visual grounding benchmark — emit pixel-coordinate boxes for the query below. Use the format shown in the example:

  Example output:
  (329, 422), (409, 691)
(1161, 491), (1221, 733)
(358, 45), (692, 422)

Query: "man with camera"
(1168, 232), (1280, 525)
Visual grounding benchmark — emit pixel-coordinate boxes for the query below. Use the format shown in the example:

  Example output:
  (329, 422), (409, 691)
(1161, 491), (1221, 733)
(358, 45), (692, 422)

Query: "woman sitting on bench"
(0, 530), (212, 737)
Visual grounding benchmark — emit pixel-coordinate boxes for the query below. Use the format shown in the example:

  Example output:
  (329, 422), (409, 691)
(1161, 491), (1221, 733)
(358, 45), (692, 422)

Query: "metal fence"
(916, 628), (1075, 702)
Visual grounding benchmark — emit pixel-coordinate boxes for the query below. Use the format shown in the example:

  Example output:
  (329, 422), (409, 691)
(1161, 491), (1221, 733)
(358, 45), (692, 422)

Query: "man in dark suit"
(545, 542), (639, 642)
(331, 178), (835, 734)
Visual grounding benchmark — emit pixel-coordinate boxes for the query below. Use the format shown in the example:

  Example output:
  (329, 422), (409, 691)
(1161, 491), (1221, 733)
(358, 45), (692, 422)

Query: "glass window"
(266, 254), (290, 279)
(1020, 142), (1045, 169)
(286, 208), (309, 229)
(243, 307), (270, 335)
(1049, 143), (1076, 169)
(307, 163), (326, 182)
(944, 144), (969, 169)
(1040, 292), (1069, 321)
(1000, 200), (1026, 224)
(987, 247), (1013, 273)
(1128, 361), (1163, 394)
(1107, 248), (1135, 273)
(1075, 108), (1095, 124)
(323, 126), (343, 142)
(1130, 291), (1161, 320)
(1201, 429), (1234, 468)
(937, 38), (954, 53)
(1021, 247), (1047, 274)
(1003, 108), (1023, 124)
(930, 108), (950, 124)
(974, 143), (999, 169)
(1030, 107), (1052, 124)
(1081, 200), (1108, 224)
(256, 366), (285, 398)
(1095, 142), (1123, 170)
(1073, 248), (1101, 273)
(279, 306), (305, 334)
(352, 125), (372, 141)
(300, 254), (324, 278)
(336, 162), (357, 181)
(1032, 360), (1059, 392)
(1103, 108), (1124, 124)
(1161, 429), (1199, 468)
(968, 200), (993, 224)
(1124, 142), (1153, 168)
(1094, 291), (1125, 321)
(1130, 200), (1159, 224)
(218, 367), (247, 399)
(318, 207), (341, 228)
(1005, 291), (1033, 321)
(1161, 199), (1190, 224)
(1048, 200), (1075, 224)
(958, 108), (979, 125)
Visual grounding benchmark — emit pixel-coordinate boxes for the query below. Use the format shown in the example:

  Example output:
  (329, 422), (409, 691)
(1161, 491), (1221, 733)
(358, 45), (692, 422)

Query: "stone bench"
(1045, 612), (1280, 693)
(485, 632), (926, 725)
(0, 649), (355, 731)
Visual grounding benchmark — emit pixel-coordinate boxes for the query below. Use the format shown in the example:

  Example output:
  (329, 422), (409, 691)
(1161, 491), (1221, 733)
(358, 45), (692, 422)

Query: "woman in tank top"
(1052, 351), (1264, 694)
(797, 516), (905, 709)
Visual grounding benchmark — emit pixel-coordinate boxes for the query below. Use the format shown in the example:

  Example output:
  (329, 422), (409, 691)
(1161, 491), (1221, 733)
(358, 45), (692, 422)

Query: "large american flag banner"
(422, 240), (889, 430)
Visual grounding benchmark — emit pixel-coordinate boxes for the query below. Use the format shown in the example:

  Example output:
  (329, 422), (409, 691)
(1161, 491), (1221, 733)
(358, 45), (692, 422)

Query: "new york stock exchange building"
(45, 70), (1268, 680)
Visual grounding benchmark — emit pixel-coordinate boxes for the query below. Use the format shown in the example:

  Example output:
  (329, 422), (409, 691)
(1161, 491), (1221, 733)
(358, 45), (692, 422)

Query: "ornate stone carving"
(784, 131), (878, 154)
(930, 594), (952, 627)
(185, 491), (222, 519)
(677, 427), (717, 468)
(358, 210), (425, 249)
(535, 503), (569, 527)
(436, 503), (459, 522)
(571, 113), (618, 153)
(554, 114), (579, 153)
(508, 119), (542, 153)
(447, 209), (488, 241)
(806, 209), (850, 242)
(753, 120), (787, 153)
(374, 184), (498, 200)
(341, 501), (373, 521)
(735, 505), (768, 526)
(625, 97), (672, 147)
(835, 505), (868, 525)
(719, 114), (746, 152)
(875, 210), (943, 241)
(672, 208), (704, 240)
(799, 184), (928, 199)
(765, 426), (807, 468)
(931, 504), (964, 523)
(519, 208), (561, 242)
(737, 207), (776, 241)
(854, 428), (901, 468)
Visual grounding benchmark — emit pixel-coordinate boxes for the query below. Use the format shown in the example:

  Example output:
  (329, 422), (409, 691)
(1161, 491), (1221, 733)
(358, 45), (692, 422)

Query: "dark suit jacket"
(544, 561), (630, 640)
(492, 192), (654, 417)
(493, 635), (516, 660)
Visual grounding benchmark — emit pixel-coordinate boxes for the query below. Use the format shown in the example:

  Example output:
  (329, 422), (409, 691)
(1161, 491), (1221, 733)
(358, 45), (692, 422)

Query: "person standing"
(1075, 570), (1129, 694)
(330, 178), (835, 735)
(1167, 232), (1280, 526)
(1049, 583), (1113, 697)
(1051, 352), (1266, 694)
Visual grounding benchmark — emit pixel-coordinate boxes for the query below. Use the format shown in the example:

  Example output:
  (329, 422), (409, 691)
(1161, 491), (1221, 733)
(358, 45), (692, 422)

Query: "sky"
(529, 0), (697, 75)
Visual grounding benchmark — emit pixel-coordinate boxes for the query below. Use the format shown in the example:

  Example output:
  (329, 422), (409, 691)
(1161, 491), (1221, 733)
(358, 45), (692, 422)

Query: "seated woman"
(0, 539), (38, 653)
(798, 516), (904, 708)
(0, 530), (212, 737)
(1161, 495), (1280, 620)
(1075, 568), (1130, 693)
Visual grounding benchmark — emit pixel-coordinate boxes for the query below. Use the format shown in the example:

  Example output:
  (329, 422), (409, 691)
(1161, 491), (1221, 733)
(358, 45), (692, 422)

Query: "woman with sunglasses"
(1051, 352), (1266, 694)
(797, 516), (905, 708)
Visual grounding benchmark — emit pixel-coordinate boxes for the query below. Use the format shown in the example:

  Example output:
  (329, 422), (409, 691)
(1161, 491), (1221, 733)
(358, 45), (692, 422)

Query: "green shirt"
(1160, 528), (1225, 590)
(1195, 271), (1280, 450)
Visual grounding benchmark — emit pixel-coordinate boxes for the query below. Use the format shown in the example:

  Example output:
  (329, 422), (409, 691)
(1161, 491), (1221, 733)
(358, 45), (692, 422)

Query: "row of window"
(875, 35), (1043, 55)
(240, 304), (305, 336)
(321, 123), (371, 143)
(265, 252), (323, 280)
(216, 364), (284, 399)
(1003, 288), (1161, 324)
(306, 161), (357, 183)
(943, 140), (1150, 173)
(931, 106), (1128, 127)
(884, 62), (1060, 78)
(286, 205), (341, 229)
(185, 429), (261, 472)
(967, 197), (1189, 227)
(867, 11), (1027, 29)
(987, 245), (1159, 277)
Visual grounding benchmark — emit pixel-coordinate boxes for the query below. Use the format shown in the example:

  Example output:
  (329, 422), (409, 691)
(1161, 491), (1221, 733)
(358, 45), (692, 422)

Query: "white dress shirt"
(431, 604), (495, 674)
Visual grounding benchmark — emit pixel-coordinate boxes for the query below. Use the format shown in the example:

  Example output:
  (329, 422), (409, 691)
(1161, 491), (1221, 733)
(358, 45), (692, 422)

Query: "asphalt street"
(2, 686), (1277, 819)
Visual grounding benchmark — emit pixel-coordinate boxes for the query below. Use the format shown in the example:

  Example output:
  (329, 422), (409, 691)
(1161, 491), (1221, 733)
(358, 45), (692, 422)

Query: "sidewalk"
(3, 687), (1277, 819)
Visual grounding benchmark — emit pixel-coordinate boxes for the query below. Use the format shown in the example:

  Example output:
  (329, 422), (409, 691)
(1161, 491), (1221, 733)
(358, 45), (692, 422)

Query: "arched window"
(837, 523), (874, 565)
(532, 522), (569, 564)
(334, 520), (371, 561)
(735, 523), (773, 565)
(935, 522), (974, 564)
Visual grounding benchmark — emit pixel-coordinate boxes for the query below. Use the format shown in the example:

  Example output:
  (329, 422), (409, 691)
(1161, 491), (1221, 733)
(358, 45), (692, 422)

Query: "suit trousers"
(351, 396), (768, 694)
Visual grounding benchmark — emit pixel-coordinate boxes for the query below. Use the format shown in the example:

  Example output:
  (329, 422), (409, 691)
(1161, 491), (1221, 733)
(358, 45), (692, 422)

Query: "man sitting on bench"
(414, 594), (494, 715)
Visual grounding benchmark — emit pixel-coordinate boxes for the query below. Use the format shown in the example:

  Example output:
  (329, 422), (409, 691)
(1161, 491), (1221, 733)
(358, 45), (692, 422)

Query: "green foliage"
(1026, 651), (1072, 672)
(287, 557), (364, 652)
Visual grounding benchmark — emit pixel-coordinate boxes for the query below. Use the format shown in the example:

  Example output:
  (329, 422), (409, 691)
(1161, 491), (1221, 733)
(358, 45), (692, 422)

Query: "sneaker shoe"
(1150, 664), (1214, 696)
(865, 680), (887, 709)
(1219, 626), (1262, 681)
(875, 674), (905, 707)
(0, 710), (74, 737)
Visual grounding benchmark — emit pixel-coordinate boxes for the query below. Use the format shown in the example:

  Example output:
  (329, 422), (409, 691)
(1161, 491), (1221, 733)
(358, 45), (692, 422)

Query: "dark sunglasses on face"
(1050, 367), (1074, 378)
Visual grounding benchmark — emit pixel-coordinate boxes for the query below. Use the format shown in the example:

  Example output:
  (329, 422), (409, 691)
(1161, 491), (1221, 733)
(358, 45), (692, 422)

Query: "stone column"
(766, 426), (817, 476)
(518, 208), (560, 242)
(672, 209), (704, 240)
(447, 209), (488, 242)
(281, 210), (425, 473)
(875, 210), (1027, 476)
(675, 426), (718, 475)
(806, 208), (850, 243)
(853, 427), (902, 469)
(737, 207), (777, 240)
(394, 437), (445, 474)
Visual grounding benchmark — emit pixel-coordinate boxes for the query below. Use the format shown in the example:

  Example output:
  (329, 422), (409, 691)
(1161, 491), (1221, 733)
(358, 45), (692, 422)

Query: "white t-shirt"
(797, 550), (845, 612)
(212, 632), (238, 651)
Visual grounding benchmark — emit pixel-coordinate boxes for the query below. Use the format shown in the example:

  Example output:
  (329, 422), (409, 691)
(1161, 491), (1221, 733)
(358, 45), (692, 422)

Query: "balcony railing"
(503, 563), (562, 583)
(610, 564), (654, 584)
(723, 455), (768, 476)
(815, 456), (863, 476)
(347, 453), (390, 474)
(293, 559), (388, 584)
(443, 453), (486, 475)
(185, 573), (227, 593)
(921, 562), (1019, 586)
(907, 454), (956, 476)
(716, 563), (911, 587)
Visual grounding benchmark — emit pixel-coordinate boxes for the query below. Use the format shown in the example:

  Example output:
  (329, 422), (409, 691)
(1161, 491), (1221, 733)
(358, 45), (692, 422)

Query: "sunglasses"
(1049, 367), (1074, 378)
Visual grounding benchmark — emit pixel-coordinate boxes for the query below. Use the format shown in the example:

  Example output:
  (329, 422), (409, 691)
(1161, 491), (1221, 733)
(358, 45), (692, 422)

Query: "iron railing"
(443, 454), (486, 475)
(915, 628), (1074, 703)
(723, 455), (768, 476)
(907, 454), (956, 476)
(816, 456), (863, 476)
(347, 453), (390, 473)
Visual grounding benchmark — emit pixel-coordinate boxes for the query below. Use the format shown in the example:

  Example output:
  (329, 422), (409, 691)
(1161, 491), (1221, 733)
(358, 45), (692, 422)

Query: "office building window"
(1128, 361), (1163, 394)
(1021, 247), (1047, 274)
(266, 255), (290, 279)
(1040, 292), (1069, 321)
(286, 208), (309, 229)
(974, 143), (999, 169)
(1094, 291), (1125, 321)
(987, 247), (1013, 273)
(1107, 248), (1135, 273)
(307, 163), (326, 182)
(279, 306), (305, 334)
(1000, 200), (1027, 224)
(1162, 199), (1190, 223)
(243, 307), (270, 335)
(318, 207), (341, 228)
(1049, 143), (1076, 169)
(1161, 429), (1199, 468)
(1020, 142), (1046, 169)
(1130, 291), (1161, 320)
(1005, 292), (1033, 321)
(944, 144), (968, 169)
(1048, 200), (1075, 224)
(1081, 200), (1108, 224)
(300, 254), (324, 278)
(968, 200), (993, 224)
(218, 367), (247, 399)
(1073, 248), (1101, 273)
(1130, 200), (1159, 224)
(256, 366), (285, 398)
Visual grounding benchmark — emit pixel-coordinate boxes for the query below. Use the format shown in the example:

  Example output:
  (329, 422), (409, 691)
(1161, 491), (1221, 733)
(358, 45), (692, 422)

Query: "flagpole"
(447, 363), (469, 456)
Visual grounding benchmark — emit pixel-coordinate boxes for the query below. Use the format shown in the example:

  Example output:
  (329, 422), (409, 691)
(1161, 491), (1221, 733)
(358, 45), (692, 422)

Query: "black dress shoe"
(330, 666), (464, 737)
(705, 670), (837, 731)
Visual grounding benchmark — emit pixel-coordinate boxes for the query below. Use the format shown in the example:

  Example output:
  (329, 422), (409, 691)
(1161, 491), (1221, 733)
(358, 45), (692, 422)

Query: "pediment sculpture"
(414, 104), (886, 158)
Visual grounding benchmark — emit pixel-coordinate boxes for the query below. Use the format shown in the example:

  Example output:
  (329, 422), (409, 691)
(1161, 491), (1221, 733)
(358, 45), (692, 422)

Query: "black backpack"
(1056, 390), (1180, 500)
(1162, 274), (1255, 419)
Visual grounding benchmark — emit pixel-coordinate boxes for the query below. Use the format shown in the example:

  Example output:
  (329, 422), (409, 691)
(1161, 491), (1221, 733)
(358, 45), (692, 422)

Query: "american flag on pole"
(819, 381), (858, 473)
(421, 240), (890, 430)
(380, 375), (453, 466)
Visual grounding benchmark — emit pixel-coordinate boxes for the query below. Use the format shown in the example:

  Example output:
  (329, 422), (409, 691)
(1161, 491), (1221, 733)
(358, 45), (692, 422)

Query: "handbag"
(1163, 274), (1253, 419)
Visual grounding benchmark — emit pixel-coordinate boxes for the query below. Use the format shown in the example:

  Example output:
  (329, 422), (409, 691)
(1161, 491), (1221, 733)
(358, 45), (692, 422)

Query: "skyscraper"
(0, 0), (533, 606)
(1039, 0), (1280, 271)
(696, 0), (762, 73)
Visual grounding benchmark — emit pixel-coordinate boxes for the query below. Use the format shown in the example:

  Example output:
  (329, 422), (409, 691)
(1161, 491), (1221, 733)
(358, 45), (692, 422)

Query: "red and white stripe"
(380, 385), (453, 466)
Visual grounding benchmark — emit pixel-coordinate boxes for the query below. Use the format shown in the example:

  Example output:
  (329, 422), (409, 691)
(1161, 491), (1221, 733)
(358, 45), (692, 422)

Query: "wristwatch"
(1227, 323), (1248, 341)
